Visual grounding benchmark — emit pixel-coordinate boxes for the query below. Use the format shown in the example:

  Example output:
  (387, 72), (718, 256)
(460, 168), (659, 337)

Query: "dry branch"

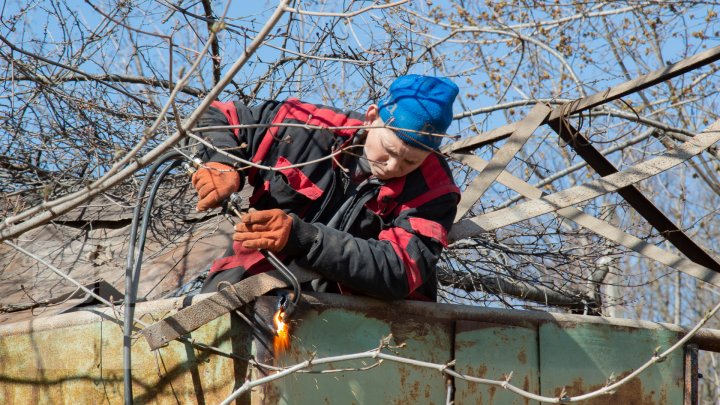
(0, 0), (292, 242)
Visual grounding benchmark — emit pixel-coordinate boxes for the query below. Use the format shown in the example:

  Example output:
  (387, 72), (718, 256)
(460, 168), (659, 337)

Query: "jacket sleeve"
(193, 100), (283, 165)
(289, 191), (458, 300)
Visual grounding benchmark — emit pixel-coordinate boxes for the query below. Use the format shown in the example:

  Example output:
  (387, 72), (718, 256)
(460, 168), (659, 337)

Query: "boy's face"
(363, 105), (431, 180)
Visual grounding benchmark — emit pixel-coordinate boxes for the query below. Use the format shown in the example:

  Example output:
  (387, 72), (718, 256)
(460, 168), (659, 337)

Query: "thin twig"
(285, 0), (409, 18)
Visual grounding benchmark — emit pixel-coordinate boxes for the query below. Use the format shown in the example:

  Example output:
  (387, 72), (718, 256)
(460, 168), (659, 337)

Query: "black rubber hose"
(130, 159), (184, 295)
(123, 151), (184, 405)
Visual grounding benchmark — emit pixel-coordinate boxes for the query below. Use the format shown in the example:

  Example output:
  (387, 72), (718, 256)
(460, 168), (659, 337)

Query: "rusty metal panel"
(0, 303), (251, 404)
(0, 291), (700, 404)
(253, 296), (453, 404)
(538, 322), (684, 404)
(454, 320), (540, 405)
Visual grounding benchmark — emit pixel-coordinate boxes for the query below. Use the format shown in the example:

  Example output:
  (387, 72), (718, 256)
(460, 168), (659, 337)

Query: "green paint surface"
(539, 322), (683, 404)
(454, 320), (540, 405)
(267, 307), (453, 405)
(0, 295), (688, 404)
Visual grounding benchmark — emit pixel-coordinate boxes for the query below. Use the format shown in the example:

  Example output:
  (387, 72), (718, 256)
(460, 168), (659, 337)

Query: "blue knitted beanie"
(378, 74), (458, 150)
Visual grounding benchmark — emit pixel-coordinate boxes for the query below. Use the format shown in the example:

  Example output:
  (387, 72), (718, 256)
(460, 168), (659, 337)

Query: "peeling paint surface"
(255, 296), (453, 405)
(539, 322), (683, 404)
(0, 302), (252, 404)
(0, 292), (688, 404)
(454, 321), (540, 404)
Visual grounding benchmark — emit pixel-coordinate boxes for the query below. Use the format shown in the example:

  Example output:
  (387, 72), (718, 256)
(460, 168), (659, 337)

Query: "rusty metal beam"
(547, 117), (720, 272)
(450, 119), (720, 241)
(442, 44), (720, 155)
(5, 291), (720, 356)
(455, 104), (551, 220)
(546, 44), (720, 122)
(449, 153), (720, 287)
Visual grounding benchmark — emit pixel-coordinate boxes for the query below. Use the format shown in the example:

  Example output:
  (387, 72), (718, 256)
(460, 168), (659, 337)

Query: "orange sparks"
(273, 309), (290, 354)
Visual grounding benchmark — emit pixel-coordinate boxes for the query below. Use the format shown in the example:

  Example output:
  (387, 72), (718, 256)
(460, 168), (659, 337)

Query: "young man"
(192, 75), (460, 301)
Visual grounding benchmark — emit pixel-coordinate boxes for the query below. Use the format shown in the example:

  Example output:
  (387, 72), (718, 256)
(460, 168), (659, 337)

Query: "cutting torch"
(185, 156), (301, 320)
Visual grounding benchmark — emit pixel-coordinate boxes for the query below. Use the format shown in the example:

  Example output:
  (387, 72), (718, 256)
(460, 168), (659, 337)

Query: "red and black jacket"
(195, 98), (460, 301)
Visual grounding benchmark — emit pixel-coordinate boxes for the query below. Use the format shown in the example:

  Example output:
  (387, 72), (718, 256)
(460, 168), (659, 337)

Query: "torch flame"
(273, 309), (290, 354)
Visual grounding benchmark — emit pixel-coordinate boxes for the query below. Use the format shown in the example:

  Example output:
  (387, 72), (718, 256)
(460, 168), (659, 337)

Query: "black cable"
(123, 151), (184, 405)
(130, 160), (184, 294)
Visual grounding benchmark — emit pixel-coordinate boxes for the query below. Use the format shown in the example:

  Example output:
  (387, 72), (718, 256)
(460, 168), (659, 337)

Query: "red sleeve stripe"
(211, 100), (241, 138)
(275, 156), (323, 200)
(283, 98), (364, 137)
(408, 217), (449, 247)
(247, 102), (292, 184)
(248, 99), (362, 184)
(379, 227), (423, 293)
(397, 183), (459, 213)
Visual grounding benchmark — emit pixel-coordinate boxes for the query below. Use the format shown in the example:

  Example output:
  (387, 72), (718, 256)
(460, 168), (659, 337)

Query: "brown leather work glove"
(191, 162), (241, 211)
(233, 209), (293, 252)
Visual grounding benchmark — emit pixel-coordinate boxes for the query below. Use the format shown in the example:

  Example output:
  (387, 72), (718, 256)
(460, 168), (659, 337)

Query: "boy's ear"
(365, 104), (379, 123)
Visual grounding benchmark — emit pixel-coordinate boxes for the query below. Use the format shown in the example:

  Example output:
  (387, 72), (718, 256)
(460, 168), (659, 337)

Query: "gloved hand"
(233, 209), (293, 252)
(191, 162), (241, 211)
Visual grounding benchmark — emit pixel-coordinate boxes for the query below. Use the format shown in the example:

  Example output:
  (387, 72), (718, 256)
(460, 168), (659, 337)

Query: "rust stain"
(556, 322), (647, 336)
(488, 385), (496, 403)
(517, 348), (527, 364)
(409, 381), (420, 402)
(398, 365), (410, 389)
(469, 364), (487, 396)
(523, 375), (531, 405)
(497, 332), (511, 344)
(454, 340), (475, 350)
(477, 364), (488, 378)
(456, 321), (511, 332)
(551, 372), (656, 405)
(388, 319), (434, 343)
(463, 369), (478, 395)
(262, 379), (283, 405)
(316, 301), (453, 344)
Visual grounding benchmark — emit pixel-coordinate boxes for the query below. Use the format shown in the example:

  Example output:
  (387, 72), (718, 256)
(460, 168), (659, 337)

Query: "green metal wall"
(254, 295), (684, 405)
(0, 293), (685, 404)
